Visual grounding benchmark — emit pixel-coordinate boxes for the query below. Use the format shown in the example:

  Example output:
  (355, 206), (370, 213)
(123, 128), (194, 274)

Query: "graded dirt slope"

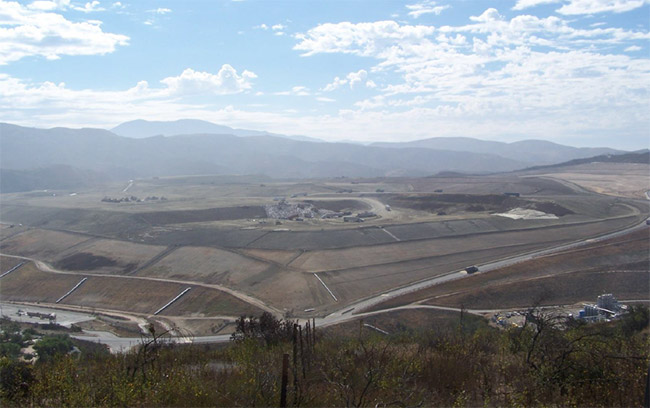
(158, 286), (261, 317)
(61, 276), (259, 316)
(369, 228), (649, 311)
(138, 246), (269, 284)
(239, 248), (302, 265)
(0, 229), (89, 261)
(0, 262), (84, 303)
(537, 163), (650, 199)
(0, 256), (25, 273)
(426, 270), (649, 310)
(54, 239), (166, 274)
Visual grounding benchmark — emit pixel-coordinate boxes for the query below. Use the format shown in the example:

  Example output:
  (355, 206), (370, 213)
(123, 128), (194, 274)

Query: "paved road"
(0, 253), (281, 316)
(0, 302), (95, 327)
(317, 218), (649, 327)
(2, 213), (647, 351)
(72, 330), (231, 353)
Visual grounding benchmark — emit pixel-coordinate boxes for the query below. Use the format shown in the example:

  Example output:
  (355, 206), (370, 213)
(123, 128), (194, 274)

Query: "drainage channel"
(0, 261), (25, 278)
(56, 277), (88, 303)
(153, 287), (192, 315)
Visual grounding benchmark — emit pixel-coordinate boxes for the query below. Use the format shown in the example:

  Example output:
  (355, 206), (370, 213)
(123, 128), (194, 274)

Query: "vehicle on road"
(465, 266), (479, 274)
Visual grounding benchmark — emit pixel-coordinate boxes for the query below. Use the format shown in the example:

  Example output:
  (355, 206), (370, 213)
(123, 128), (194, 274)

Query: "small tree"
(231, 312), (293, 346)
(33, 335), (73, 363)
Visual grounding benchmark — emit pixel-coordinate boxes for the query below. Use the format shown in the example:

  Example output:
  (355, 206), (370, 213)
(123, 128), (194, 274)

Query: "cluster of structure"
(101, 196), (167, 203)
(342, 211), (378, 223)
(265, 199), (378, 223)
(578, 293), (627, 321)
(265, 200), (317, 221)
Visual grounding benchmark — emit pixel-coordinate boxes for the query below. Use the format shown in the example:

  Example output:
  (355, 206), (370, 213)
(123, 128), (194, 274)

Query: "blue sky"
(0, 0), (648, 149)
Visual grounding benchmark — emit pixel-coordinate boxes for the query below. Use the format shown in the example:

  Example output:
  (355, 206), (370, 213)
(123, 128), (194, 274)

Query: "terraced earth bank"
(1, 170), (648, 336)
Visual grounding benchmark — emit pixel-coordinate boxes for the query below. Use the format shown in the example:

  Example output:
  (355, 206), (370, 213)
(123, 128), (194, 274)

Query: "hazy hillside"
(0, 165), (111, 193)
(374, 137), (622, 166)
(111, 119), (323, 142)
(111, 119), (270, 138)
(522, 151), (650, 172)
(0, 124), (527, 186)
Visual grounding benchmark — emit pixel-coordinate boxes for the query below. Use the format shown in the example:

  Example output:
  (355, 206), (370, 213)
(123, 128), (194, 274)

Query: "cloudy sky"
(1, 0), (648, 149)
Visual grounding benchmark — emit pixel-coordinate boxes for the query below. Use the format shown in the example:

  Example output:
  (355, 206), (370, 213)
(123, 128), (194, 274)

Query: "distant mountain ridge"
(0, 122), (633, 193)
(373, 137), (622, 166)
(1, 123), (525, 181)
(111, 119), (323, 143)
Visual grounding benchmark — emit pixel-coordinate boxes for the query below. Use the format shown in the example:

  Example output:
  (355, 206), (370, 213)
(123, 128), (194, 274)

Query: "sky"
(0, 0), (649, 149)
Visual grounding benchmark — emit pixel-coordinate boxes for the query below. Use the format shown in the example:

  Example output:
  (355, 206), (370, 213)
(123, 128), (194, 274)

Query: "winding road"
(1, 199), (648, 351)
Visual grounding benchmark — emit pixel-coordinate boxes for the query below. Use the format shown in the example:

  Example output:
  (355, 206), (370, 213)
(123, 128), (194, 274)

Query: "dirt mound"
(387, 194), (521, 213)
(387, 194), (574, 217)
(529, 201), (574, 216)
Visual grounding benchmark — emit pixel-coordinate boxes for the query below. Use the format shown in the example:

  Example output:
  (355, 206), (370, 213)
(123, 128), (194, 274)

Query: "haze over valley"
(0, 0), (648, 406)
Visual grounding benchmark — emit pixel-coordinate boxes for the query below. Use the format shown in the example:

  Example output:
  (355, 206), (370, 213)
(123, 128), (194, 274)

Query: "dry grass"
(426, 270), (649, 310)
(539, 163), (650, 198)
(159, 286), (262, 317)
(369, 229), (649, 311)
(160, 317), (235, 336)
(323, 308), (471, 338)
(55, 239), (166, 274)
(239, 248), (302, 265)
(138, 246), (269, 284)
(0, 229), (88, 260)
(0, 255), (24, 272)
(0, 262), (83, 303)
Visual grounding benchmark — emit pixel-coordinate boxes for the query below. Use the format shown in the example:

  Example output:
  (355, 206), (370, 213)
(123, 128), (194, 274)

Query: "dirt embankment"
(138, 206), (267, 225)
(369, 228), (649, 312)
(384, 193), (574, 216)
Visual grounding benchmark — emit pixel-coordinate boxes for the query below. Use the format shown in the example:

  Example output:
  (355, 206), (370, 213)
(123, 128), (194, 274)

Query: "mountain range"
(0, 120), (630, 193)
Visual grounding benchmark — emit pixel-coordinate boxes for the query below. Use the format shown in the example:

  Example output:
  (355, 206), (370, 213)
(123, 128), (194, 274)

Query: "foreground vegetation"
(1, 307), (648, 407)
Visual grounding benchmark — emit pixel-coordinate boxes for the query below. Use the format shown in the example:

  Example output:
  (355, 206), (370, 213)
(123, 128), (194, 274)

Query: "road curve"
(2, 215), (647, 350)
(318, 218), (649, 326)
(0, 253), (282, 317)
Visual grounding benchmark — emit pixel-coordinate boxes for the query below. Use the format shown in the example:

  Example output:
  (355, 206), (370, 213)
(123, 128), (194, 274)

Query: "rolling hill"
(0, 122), (633, 193)
(373, 137), (622, 166)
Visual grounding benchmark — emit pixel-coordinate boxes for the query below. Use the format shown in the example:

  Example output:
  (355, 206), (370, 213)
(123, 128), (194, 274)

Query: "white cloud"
(323, 69), (376, 91)
(316, 96), (336, 102)
(513, 0), (649, 13)
(275, 86), (310, 96)
(294, 21), (435, 56)
(149, 7), (171, 15)
(255, 23), (287, 35)
(557, 0), (649, 15)
(1, 68), (646, 148)
(293, 12), (649, 148)
(347, 69), (368, 88)
(160, 65), (257, 95)
(624, 45), (642, 51)
(470, 8), (503, 22)
(512, 0), (562, 11)
(323, 77), (347, 92)
(26, 0), (70, 11)
(0, 1), (129, 64)
(73, 1), (105, 13)
(406, 1), (450, 18)
(27, 0), (105, 13)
